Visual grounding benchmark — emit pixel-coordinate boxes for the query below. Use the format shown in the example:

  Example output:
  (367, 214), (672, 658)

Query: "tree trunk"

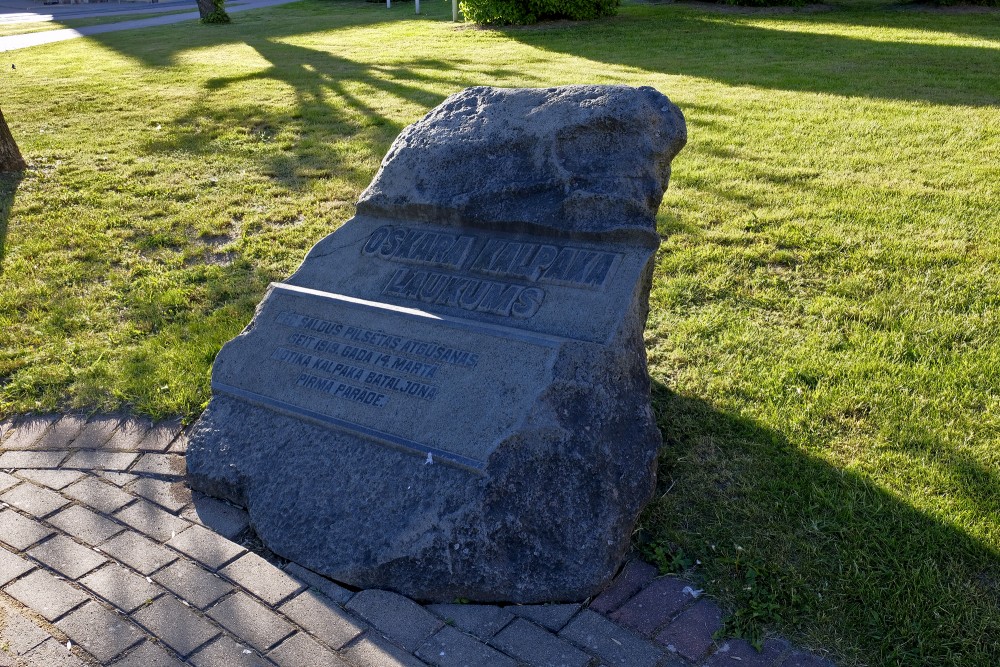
(0, 108), (26, 173)
(196, 0), (230, 22)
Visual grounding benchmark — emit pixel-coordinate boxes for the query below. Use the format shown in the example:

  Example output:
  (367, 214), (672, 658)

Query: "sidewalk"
(0, 413), (835, 667)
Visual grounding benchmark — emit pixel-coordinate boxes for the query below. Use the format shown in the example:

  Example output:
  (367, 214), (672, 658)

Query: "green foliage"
(201, 0), (231, 24)
(459, 0), (619, 26)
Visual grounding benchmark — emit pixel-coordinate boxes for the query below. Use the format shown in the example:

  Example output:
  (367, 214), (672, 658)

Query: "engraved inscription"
(295, 373), (389, 407)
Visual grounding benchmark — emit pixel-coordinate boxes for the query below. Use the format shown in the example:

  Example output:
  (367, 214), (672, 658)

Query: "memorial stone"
(187, 85), (687, 603)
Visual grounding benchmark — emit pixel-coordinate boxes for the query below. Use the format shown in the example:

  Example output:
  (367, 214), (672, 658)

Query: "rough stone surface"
(187, 85), (686, 603)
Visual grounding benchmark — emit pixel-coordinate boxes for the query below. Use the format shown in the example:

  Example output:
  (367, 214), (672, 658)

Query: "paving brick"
(490, 618), (591, 667)
(4, 568), (88, 620)
(341, 632), (428, 667)
(280, 589), (365, 649)
(48, 504), (125, 545)
(0, 450), (68, 469)
(511, 603), (581, 632)
(130, 454), (186, 477)
(100, 531), (177, 575)
(0, 546), (33, 585)
(590, 559), (659, 615)
(139, 420), (184, 452)
(0, 509), (54, 549)
(16, 469), (84, 490)
(654, 598), (722, 662)
(0, 415), (58, 451)
(64, 450), (139, 472)
(115, 499), (190, 542)
(221, 552), (305, 606)
(207, 591), (295, 652)
(152, 559), (233, 609)
(167, 524), (245, 570)
(781, 651), (837, 667)
(100, 471), (138, 486)
(183, 494), (251, 540)
(705, 638), (790, 667)
(608, 576), (692, 636)
(28, 534), (107, 579)
(347, 589), (442, 651)
(71, 415), (123, 451)
(21, 637), (87, 667)
(1, 482), (69, 517)
(0, 599), (49, 655)
(417, 625), (517, 667)
(0, 471), (18, 493)
(33, 415), (87, 451)
(168, 432), (189, 453)
(560, 609), (664, 667)
(131, 595), (220, 657)
(268, 632), (350, 667)
(109, 641), (186, 667)
(56, 600), (144, 663)
(63, 476), (136, 513)
(283, 562), (353, 605)
(189, 635), (271, 667)
(427, 604), (515, 641)
(106, 418), (152, 451)
(128, 477), (191, 512)
(0, 416), (13, 443)
(81, 563), (163, 613)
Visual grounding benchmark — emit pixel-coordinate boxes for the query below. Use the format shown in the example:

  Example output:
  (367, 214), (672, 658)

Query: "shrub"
(460, 0), (619, 26)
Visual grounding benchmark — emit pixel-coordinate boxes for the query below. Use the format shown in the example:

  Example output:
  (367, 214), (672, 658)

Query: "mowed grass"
(1, 1), (998, 664)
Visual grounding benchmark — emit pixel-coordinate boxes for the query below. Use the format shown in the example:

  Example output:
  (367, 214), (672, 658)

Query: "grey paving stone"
(0, 416), (14, 443)
(0, 471), (18, 493)
(206, 591), (295, 652)
(189, 635), (271, 667)
(490, 618), (591, 667)
(109, 640), (186, 667)
(0, 450), (68, 468)
(183, 493), (251, 540)
(0, 482), (69, 517)
(28, 534), (107, 579)
(781, 651), (837, 667)
(4, 568), (88, 621)
(63, 450), (139, 472)
(106, 418), (152, 451)
(63, 476), (136, 513)
(427, 604), (515, 641)
(0, 599), (49, 655)
(100, 471), (138, 486)
(56, 600), (144, 663)
(33, 415), (87, 451)
(81, 563), (163, 613)
(511, 603), (581, 632)
(21, 637), (87, 667)
(280, 589), (365, 650)
(71, 415), (123, 451)
(15, 469), (84, 490)
(220, 552), (305, 606)
(131, 594), (220, 657)
(417, 625), (517, 667)
(167, 524), (245, 570)
(0, 545), (33, 585)
(560, 609), (664, 667)
(48, 504), (125, 545)
(0, 509), (54, 549)
(128, 477), (191, 513)
(0, 415), (58, 451)
(705, 638), (790, 667)
(138, 420), (183, 452)
(115, 499), (190, 542)
(168, 432), (189, 453)
(152, 559), (233, 610)
(654, 598), (722, 662)
(341, 632), (429, 667)
(268, 632), (349, 667)
(283, 562), (353, 605)
(99, 531), (177, 575)
(130, 454), (186, 477)
(346, 589), (442, 652)
(608, 577), (692, 636)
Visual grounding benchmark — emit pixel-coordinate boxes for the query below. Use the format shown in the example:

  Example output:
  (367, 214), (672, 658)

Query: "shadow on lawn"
(0, 173), (20, 274)
(644, 379), (1000, 664)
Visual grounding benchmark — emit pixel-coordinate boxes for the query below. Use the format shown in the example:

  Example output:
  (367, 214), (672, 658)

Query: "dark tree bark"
(0, 108), (26, 173)
(196, 0), (230, 22)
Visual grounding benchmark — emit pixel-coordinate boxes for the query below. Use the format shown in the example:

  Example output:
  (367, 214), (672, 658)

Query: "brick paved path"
(0, 414), (835, 667)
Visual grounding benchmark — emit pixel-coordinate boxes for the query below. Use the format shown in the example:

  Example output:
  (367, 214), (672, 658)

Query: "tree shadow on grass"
(644, 379), (1000, 665)
(0, 173), (21, 275)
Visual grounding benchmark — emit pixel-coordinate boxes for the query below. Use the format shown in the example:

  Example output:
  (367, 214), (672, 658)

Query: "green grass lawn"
(1, 0), (998, 663)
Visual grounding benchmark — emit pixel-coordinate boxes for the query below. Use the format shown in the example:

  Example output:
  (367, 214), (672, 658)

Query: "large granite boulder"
(187, 85), (686, 603)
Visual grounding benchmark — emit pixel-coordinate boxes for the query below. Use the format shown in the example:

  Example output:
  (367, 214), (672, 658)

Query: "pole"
(452, 0), (457, 21)
(415, 0), (419, 12)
